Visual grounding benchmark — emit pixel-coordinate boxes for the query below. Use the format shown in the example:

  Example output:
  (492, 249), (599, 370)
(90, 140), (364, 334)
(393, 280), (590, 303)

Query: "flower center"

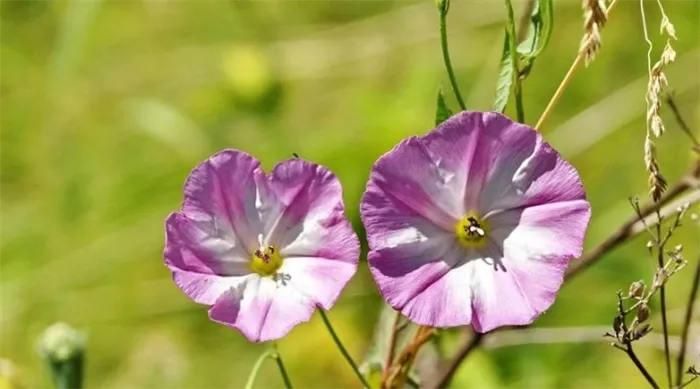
(454, 212), (490, 248)
(250, 245), (283, 277)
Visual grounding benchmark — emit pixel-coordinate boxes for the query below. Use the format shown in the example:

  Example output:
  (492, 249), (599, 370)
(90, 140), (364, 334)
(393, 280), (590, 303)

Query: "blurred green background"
(2, 1), (700, 388)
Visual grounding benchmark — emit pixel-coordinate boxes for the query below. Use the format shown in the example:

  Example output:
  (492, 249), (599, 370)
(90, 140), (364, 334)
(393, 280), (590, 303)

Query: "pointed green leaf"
(435, 88), (454, 126)
(491, 32), (513, 113)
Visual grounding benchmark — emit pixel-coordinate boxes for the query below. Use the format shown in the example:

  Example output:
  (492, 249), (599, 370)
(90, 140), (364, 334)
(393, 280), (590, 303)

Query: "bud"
(636, 303), (651, 323)
(436, 0), (450, 15)
(628, 280), (646, 298)
(646, 240), (654, 251)
(37, 323), (85, 389)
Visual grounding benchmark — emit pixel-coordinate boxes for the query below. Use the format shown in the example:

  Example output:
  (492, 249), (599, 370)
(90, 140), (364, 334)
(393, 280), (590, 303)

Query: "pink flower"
(164, 150), (360, 342)
(360, 112), (591, 332)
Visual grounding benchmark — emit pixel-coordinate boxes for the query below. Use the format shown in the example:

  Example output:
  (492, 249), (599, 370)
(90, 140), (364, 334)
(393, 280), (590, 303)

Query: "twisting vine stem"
(437, 0), (467, 111)
(504, 0), (524, 123)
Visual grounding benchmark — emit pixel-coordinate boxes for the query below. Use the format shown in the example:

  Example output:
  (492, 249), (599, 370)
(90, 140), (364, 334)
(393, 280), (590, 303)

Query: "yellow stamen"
(454, 212), (490, 248)
(250, 245), (283, 277)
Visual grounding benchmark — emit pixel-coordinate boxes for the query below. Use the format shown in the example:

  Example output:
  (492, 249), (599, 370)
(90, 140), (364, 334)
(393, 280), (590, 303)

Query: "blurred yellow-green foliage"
(2, 1), (700, 388)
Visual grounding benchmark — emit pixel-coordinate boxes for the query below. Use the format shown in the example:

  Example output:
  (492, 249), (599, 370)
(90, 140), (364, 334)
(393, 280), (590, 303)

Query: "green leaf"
(491, 32), (513, 113)
(435, 88), (454, 126)
(516, 0), (554, 76)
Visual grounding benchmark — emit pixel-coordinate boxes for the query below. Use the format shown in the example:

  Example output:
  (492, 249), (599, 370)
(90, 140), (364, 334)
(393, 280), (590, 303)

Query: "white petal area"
(209, 275), (316, 342)
(172, 270), (247, 305)
(487, 199), (591, 260)
(469, 200), (591, 332)
(279, 256), (358, 310)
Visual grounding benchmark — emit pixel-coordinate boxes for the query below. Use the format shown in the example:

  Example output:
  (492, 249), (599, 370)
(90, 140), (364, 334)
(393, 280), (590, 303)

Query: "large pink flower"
(361, 112), (591, 332)
(164, 150), (359, 342)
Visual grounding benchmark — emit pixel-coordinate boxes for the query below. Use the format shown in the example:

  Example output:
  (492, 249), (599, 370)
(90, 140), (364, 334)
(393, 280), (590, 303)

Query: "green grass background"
(1, 1), (700, 388)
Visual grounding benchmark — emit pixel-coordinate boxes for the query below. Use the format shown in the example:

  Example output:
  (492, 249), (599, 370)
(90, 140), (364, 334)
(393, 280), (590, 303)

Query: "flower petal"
(399, 245), (474, 327)
(363, 137), (462, 232)
(469, 200), (591, 332)
(468, 114), (585, 213)
(280, 257), (357, 310)
(264, 159), (359, 264)
(165, 212), (251, 304)
(367, 233), (460, 315)
(171, 270), (244, 305)
(181, 149), (264, 253)
(165, 213), (250, 276)
(208, 276), (316, 342)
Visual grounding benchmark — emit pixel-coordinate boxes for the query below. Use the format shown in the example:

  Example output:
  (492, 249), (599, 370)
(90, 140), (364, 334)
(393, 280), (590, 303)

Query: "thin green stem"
(655, 210), (673, 388)
(317, 308), (371, 389)
(245, 349), (276, 389)
(245, 346), (293, 389)
(438, 5), (466, 111)
(504, 0), (524, 123)
(675, 253), (700, 387)
(273, 347), (294, 389)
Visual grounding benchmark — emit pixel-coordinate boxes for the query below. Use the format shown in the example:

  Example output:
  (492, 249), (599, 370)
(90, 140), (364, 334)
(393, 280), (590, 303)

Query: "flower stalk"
(317, 308), (371, 389)
(245, 345), (293, 389)
(504, 0), (524, 123)
(676, 253), (700, 387)
(245, 348), (276, 389)
(37, 323), (85, 389)
(437, 0), (466, 111)
(274, 347), (294, 389)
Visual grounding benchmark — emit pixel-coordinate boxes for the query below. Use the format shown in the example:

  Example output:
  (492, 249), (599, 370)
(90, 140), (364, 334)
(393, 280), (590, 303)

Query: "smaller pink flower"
(164, 150), (359, 342)
(361, 111), (591, 332)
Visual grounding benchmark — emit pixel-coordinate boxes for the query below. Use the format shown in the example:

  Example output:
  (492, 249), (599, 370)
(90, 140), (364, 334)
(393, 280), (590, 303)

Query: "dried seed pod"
(628, 280), (646, 298)
(632, 323), (652, 341)
(653, 268), (669, 288)
(636, 303), (650, 323)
